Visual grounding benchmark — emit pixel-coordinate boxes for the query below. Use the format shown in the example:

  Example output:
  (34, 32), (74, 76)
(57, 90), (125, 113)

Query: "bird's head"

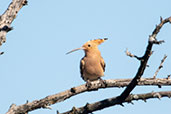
(82, 38), (108, 52)
(66, 38), (108, 54)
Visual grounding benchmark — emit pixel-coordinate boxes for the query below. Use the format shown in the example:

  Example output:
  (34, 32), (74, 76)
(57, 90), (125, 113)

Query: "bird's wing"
(80, 58), (85, 77)
(100, 57), (106, 72)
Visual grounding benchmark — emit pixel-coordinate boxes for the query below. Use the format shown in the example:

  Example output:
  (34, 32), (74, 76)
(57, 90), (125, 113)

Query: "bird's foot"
(85, 80), (92, 89)
(99, 78), (107, 87)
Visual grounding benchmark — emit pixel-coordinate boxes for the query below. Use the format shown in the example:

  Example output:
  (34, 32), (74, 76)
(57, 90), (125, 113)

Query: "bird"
(66, 38), (107, 84)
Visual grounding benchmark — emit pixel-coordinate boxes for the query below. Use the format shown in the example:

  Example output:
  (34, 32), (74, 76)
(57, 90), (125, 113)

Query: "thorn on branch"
(129, 101), (134, 105)
(7, 103), (17, 112)
(120, 103), (124, 107)
(9, 103), (16, 109)
(71, 106), (79, 114)
(160, 16), (163, 22)
(85, 103), (90, 111)
(143, 99), (147, 102)
(127, 96), (134, 104)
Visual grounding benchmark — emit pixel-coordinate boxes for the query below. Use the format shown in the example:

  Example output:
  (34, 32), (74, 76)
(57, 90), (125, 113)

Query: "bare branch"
(152, 16), (171, 37)
(153, 55), (167, 78)
(125, 48), (142, 60)
(5, 78), (171, 114)
(0, 0), (27, 51)
(60, 91), (171, 114)
(117, 16), (171, 105)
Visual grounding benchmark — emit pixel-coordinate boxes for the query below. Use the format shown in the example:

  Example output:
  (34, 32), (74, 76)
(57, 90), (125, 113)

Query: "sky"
(0, 0), (171, 114)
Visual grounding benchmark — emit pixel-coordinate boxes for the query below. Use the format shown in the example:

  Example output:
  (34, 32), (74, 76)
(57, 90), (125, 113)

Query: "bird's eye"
(88, 44), (91, 47)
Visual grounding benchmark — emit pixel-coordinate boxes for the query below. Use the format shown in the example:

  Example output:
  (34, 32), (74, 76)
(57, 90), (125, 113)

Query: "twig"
(60, 91), (171, 114)
(153, 55), (167, 78)
(5, 78), (171, 114)
(125, 48), (142, 60)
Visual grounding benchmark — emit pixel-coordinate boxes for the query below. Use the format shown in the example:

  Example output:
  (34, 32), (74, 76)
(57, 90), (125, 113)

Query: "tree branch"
(60, 91), (171, 114)
(153, 55), (167, 79)
(117, 16), (171, 105)
(5, 78), (171, 114)
(0, 0), (27, 54)
(125, 48), (142, 60)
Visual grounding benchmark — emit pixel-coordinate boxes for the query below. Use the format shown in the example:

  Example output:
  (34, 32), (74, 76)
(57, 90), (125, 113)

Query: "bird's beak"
(66, 47), (85, 54)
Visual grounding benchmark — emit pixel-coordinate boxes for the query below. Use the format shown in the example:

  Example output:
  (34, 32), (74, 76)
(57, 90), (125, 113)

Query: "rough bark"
(5, 78), (171, 114)
(60, 91), (171, 114)
(0, 0), (27, 52)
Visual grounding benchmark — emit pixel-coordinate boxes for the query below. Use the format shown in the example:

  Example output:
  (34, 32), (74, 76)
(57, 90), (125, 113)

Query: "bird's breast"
(83, 57), (104, 76)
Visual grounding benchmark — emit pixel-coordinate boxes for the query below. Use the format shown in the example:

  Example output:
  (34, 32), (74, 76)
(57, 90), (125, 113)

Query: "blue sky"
(0, 0), (171, 114)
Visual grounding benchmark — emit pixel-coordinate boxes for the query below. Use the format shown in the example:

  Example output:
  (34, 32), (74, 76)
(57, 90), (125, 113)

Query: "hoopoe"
(67, 38), (107, 84)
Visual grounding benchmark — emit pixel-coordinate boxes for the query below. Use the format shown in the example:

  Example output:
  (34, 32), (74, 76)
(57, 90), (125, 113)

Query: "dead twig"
(125, 48), (142, 60)
(153, 55), (167, 78)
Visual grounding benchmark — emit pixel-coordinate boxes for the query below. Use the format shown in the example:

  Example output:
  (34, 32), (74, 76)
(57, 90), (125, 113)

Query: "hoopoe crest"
(66, 38), (107, 82)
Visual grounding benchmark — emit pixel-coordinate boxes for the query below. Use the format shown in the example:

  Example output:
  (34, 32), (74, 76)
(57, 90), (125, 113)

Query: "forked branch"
(117, 16), (170, 103)
(59, 91), (171, 114)
(6, 78), (171, 114)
